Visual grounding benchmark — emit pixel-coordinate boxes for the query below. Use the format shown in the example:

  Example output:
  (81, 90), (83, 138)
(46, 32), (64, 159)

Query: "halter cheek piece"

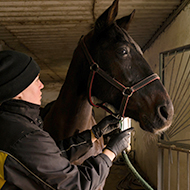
(80, 36), (160, 119)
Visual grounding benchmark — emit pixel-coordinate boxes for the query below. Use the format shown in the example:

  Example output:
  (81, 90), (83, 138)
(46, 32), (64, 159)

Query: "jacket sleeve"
(56, 130), (93, 162)
(9, 129), (112, 190)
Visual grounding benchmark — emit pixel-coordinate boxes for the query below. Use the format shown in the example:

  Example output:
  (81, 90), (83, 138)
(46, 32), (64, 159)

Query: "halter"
(80, 36), (160, 119)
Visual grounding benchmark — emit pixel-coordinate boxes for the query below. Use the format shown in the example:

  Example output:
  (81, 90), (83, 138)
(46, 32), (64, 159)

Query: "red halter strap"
(80, 36), (160, 118)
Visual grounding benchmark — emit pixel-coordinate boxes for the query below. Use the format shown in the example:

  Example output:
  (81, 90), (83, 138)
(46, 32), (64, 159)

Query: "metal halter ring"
(90, 63), (99, 72)
(122, 87), (134, 97)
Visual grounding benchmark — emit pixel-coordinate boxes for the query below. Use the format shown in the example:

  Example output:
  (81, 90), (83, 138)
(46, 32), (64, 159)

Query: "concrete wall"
(133, 3), (190, 188)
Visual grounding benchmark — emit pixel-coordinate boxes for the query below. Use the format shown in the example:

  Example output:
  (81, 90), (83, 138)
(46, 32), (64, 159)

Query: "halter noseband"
(80, 36), (160, 119)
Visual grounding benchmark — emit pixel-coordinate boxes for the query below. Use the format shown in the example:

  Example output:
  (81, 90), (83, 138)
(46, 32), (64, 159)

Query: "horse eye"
(122, 49), (127, 54)
(117, 47), (128, 57)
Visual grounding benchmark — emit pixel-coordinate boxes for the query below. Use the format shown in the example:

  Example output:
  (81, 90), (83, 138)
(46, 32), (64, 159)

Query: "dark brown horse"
(43, 0), (173, 167)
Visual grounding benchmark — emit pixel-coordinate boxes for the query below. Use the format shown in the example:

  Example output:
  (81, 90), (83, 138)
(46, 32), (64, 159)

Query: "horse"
(42, 0), (174, 187)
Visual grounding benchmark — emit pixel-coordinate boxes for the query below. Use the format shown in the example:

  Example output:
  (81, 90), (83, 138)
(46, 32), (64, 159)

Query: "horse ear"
(116, 9), (135, 31)
(94, 0), (119, 35)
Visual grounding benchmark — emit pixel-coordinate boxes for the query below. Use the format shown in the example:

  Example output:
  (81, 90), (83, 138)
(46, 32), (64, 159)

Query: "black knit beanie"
(0, 50), (40, 103)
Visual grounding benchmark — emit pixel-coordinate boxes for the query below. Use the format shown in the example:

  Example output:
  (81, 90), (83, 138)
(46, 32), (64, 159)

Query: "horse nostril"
(158, 105), (169, 120)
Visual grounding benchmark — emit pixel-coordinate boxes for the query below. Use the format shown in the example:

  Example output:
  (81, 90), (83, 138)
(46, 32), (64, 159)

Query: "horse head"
(78, 0), (174, 134)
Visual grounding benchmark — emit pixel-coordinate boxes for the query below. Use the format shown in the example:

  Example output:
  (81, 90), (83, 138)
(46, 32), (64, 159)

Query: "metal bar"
(158, 148), (164, 190)
(167, 54), (190, 137)
(158, 143), (190, 154)
(161, 51), (190, 137)
(170, 51), (185, 100)
(173, 54), (190, 106)
(169, 100), (190, 137)
(171, 100), (190, 131)
(170, 118), (190, 138)
(168, 51), (176, 96)
(159, 44), (190, 190)
(158, 144), (190, 190)
(159, 53), (164, 85)
(162, 55), (175, 70)
(168, 149), (171, 190)
(174, 64), (190, 110)
(187, 153), (189, 190)
(177, 151), (180, 190)
(169, 111), (190, 138)
(160, 44), (190, 56)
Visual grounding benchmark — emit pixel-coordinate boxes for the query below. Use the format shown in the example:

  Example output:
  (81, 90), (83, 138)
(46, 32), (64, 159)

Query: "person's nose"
(39, 80), (44, 89)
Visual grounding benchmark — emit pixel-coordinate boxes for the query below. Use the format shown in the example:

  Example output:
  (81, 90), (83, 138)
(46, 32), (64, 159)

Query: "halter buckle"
(122, 87), (133, 97)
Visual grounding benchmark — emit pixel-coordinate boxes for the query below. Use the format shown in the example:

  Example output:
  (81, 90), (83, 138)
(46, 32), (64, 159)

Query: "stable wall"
(133, 3), (190, 188)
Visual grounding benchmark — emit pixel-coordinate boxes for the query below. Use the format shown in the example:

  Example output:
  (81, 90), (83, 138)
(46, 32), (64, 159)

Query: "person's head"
(0, 50), (44, 105)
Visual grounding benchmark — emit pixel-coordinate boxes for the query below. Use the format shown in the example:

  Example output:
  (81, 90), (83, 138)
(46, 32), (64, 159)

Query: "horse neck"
(49, 49), (95, 139)
(58, 81), (94, 130)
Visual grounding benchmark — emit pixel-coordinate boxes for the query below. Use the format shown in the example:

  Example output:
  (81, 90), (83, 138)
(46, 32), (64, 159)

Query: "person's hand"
(92, 115), (119, 139)
(104, 128), (134, 157)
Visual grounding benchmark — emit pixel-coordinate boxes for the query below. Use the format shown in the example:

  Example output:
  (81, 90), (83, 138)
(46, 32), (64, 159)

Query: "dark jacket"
(0, 100), (112, 190)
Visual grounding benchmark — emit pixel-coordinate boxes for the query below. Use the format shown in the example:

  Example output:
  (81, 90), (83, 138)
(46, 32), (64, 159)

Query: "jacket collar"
(0, 99), (42, 127)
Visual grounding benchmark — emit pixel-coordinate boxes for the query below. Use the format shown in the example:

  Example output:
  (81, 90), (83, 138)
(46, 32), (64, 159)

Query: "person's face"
(15, 74), (44, 105)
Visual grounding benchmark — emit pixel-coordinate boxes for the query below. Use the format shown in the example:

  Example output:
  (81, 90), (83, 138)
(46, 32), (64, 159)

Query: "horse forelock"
(91, 23), (142, 58)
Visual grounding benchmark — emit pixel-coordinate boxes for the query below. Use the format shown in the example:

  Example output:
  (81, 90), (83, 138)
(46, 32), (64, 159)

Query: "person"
(0, 50), (132, 190)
